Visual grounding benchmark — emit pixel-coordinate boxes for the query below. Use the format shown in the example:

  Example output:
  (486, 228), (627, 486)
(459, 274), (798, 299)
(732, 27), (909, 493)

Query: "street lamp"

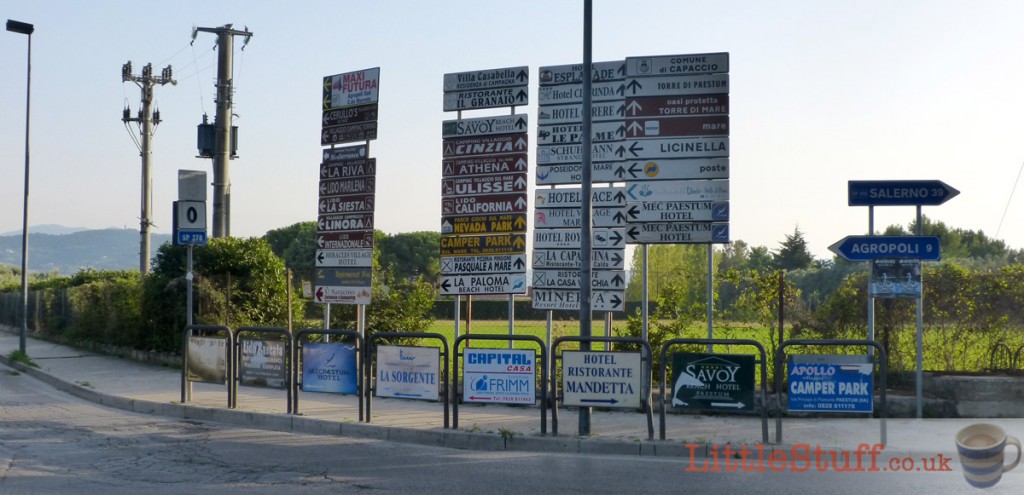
(7, 19), (34, 354)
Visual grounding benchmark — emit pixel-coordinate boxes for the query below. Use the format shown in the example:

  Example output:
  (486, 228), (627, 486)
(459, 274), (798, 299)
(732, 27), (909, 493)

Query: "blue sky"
(3, 1), (1024, 260)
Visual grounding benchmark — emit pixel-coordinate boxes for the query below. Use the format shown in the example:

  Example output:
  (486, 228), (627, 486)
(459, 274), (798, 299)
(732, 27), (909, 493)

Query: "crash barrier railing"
(181, 325), (233, 406)
(550, 336), (654, 440)
(365, 332), (450, 429)
(452, 334), (547, 435)
(659, 338), (769, 444)
(293, 329), (364, 421)
(233, 326), (293, 414)
(775, 339), (887, 446)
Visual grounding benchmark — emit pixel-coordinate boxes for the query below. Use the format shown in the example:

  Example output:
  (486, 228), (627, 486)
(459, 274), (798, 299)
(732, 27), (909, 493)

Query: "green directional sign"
(670, 352), (755, 412)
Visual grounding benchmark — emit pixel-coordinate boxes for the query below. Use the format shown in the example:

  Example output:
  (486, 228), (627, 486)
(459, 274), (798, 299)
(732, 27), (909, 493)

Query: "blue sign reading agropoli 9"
(787, 355), (874, 413)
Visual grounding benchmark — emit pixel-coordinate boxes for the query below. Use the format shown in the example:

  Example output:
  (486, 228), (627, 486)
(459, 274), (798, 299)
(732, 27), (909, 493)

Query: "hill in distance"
(0, 227), (172, 274)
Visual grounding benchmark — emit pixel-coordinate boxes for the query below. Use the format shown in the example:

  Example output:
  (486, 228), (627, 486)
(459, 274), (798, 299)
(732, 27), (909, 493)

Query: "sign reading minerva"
(561, 351), (643, 408)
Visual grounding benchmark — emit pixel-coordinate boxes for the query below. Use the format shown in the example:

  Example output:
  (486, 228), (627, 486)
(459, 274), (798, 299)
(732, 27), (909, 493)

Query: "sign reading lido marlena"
(302, 343), (358, 394)
(463, 349), (536, 404)
(375, 346), (440, 401)
(561, 351), (643, 408)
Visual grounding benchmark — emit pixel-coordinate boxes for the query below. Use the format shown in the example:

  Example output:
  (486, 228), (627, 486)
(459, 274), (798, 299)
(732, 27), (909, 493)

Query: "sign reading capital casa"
(787, 356), (874, 413)
(375, 345), (440, 401)
(463, 349), (536, 404)
(669, 353), (754, 411)
(561, 351), (643, 408)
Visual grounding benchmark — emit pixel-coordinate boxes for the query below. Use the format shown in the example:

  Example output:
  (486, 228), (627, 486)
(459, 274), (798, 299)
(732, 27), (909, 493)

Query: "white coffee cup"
(956, 423), (1021, 488)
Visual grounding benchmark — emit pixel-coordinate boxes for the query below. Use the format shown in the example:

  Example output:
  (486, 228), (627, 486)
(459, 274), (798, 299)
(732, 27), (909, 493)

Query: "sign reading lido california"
(562, 351), (643, 408)
(375, 345), (440, 401)
(463, 349), (536, 404)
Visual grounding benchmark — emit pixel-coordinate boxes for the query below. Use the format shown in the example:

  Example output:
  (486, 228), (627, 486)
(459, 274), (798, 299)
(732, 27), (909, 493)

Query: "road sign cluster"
(532, 60), (629, 312)
(623, 53), (730, 245)
(440, 67), (530, 296)
(316, 67), (381, 305)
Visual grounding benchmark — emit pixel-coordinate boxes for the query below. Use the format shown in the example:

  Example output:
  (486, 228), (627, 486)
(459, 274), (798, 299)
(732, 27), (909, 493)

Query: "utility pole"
(193, 24), (252, 238)
(122, 61), (175, 274)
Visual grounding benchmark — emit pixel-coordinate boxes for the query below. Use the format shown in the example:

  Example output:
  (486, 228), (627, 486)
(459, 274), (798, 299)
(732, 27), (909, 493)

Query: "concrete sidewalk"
(1, 331), (1014, 460)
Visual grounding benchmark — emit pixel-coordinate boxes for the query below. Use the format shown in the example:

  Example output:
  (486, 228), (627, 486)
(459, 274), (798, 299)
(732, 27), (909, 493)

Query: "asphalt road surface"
(2, 364), (1020, 494)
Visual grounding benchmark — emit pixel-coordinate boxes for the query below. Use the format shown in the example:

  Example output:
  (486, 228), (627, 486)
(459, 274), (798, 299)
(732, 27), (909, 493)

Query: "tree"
(377, 231), (441, 284)
(773, 226), (814, 270)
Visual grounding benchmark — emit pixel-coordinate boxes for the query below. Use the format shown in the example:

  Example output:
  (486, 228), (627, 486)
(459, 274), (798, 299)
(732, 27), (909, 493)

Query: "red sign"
(441, 193), (528, 216)
(442, 133), (528, 158)
(318, 194), (374, 214)
(442, 153), (528, 178)
(624, 94), (728, 118)
(319, 176), (375, 197)
(317, 231), (375, 250)
(442, 173), (528, 198)
(317, 212), (374, 233)
(625, 115), (729, 138)
(320, 158), (376, 180)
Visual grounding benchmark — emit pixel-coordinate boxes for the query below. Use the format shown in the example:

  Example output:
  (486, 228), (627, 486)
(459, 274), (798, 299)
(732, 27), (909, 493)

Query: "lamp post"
(7, 19), (33, 354)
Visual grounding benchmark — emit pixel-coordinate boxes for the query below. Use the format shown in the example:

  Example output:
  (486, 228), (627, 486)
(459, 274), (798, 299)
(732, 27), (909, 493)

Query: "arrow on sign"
(315, 287), (324, 302)
(317, 252), (325, 264)
(580, 398), (619, 405)
(626, 79), (642, 95)
(710, 401), (745, 409)
(513, 257), (526, 270)
(626, 204), (640, 220)
(440, 279), (452, 291)
(626, 100), (643, 116)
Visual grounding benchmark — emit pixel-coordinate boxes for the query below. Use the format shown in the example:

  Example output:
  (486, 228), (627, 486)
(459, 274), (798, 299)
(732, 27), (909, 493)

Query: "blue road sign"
(848, 180), (959, 206)
(175, 230), (207, 246)
(829, 235), (940, 261)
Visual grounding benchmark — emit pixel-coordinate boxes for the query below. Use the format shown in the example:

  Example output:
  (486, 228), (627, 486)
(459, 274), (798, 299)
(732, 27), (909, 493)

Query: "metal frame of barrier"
(365, 332), (450, 428)
(452, 334), (547, 435)
(181, 324), (233, 407)
(551, 336), (654, 440)
(659, 338), (769, 443)
(775, 339), (887, 446)
(294, 329), (365, 421)
(233, 326), (294, 414)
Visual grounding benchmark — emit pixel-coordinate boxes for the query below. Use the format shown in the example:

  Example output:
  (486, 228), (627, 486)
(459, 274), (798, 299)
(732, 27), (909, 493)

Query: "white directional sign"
(316, 248), (373, 267)
(561, 351), (643, 408)
(316, 212), (374, 232)
(538, 60), (626, 86)
(625, 52), (729, 77)
(626, 222), (730, 244)
(323, 67), (380, 110)
(442, 114), (529, 139)
(443, 153), (529, 178)
(536, 142), (622, 164)
(443, 134), (529, 158)
(440, 254), (527, 275)
(442, 173), (527, 197)
(625, 201), (729, 223)
(537, 121), (624, 145)
(537, 101), (625, 125)
(531, 248), (626, 270)
(620, 137), (729, 160)
(440, 273), (527, 295)
(625, 180), (729, 202)
(617, 158), (728, 181)
(443, 86), (529, 111)
(534, 228), (625, 249)
(538, 79), (626, 105)
(443, 66), (529, 92)
(531, 288), (625, 311)
(532, 270), (627, 290)
(535, 206), (627, 229)
(624, 73), (730, 97)
(535, 187), (625, 208)
(314, 284), (371, 305)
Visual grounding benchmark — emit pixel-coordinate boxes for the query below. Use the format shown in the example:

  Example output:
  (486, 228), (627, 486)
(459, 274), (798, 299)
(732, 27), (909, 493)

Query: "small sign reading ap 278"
(173, 200), (207, 246)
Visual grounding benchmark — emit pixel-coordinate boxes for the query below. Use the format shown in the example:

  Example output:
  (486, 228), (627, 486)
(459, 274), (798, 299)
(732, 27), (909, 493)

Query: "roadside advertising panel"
(186, 336), (227, 384)
(463, 349), (536, 404)
(239, 339), (287, 389)
(787, 355), (874, 413)
(302, 343), (358, 394)
(376, 345), (440, 401)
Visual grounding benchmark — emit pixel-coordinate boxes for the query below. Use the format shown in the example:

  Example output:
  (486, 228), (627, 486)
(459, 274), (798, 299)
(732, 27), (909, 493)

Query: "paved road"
(4, 365), (1022, 494)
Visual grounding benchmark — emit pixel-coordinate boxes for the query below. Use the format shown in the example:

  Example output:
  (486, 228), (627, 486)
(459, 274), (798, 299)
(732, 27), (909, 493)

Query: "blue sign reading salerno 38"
(787, 356), (874, 413)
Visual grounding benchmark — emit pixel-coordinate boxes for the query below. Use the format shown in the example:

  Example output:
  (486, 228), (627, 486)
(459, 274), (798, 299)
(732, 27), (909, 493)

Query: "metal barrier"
(989, 342), (1013, 372)
(550, 336), (654, 440)
(365, 332), (450, 429)
(1015, 345), (1024, 374)
(294, 329), (365, 421)
(233, 326), (294, 414)
(775, 339), (887, 446)
(180, 324), (233, 407)
(659, 338), (769, 443)
(452, 334), (547, 435)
